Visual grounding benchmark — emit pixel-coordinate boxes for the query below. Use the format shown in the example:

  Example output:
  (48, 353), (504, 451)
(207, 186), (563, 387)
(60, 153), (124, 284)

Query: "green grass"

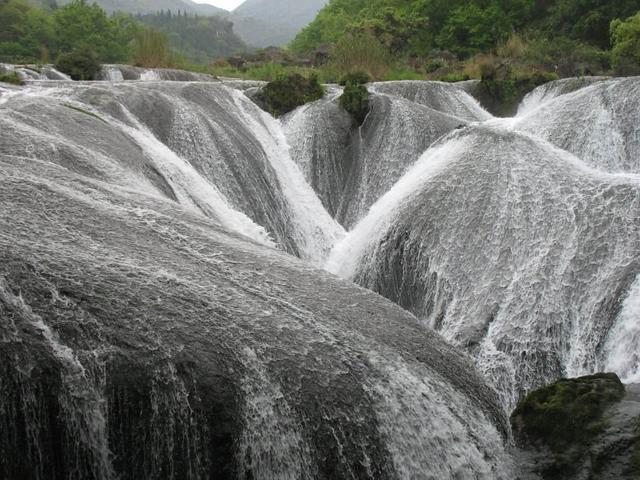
(383, 68), (426, 81)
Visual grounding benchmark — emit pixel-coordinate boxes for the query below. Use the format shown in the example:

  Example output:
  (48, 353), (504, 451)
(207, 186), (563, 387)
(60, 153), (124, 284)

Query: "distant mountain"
(56, 0), (226, 16)
(231, 0), (329, 47)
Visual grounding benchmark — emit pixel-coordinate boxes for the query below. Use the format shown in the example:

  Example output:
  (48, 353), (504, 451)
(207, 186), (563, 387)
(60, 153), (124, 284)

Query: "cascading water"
(327, 124), (640, 411)
(285, 81), (482, 228)
(603, 275), (640, 383)
(514, 77), (640, 173)
(2, 67), (640, 479)
(1, 72), (515, 479)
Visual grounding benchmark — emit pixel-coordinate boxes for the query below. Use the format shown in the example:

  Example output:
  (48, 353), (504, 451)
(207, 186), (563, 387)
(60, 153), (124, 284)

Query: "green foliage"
(52, 1), (135, 63)
(291, 0), (638, 67)
(543, 0), (639, 49)
(257, 74), (325, 117)
(611, 12), (640, 75)
(340, 83), (369, 124)
(55, 45), (100, 80)
(131, 28), (173, 68)
(0, 71), (23, 85)
(0, 0), (136, 64)
(339, 70), (371, 86)
(328, 32), (391, 80)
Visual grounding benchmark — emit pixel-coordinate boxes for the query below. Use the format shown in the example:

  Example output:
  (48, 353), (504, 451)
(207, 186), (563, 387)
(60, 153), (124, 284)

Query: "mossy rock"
(512, 373), (627, 479)
(256, 73), (324, 117)
(0, 72), (23, 86)
(512, 373), (625, 453)
(340, 83), (370, 125)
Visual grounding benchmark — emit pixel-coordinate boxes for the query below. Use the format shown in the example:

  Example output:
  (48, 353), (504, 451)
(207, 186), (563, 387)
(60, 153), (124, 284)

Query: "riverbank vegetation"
(0, 0), (638, 85)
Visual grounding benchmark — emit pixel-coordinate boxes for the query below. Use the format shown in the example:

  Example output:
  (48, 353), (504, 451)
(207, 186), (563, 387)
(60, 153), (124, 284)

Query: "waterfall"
(285, 81), (483, 228)
(327, 125), (640, 411)
(2, 66), (640, 478)
(514, 77), (640, 173)
(604, 275), (640, 383)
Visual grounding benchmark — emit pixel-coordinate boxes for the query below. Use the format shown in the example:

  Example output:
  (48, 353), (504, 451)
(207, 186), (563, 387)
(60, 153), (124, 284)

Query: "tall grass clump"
(329, 32), (391, 80)
(131, 28), (173, 68)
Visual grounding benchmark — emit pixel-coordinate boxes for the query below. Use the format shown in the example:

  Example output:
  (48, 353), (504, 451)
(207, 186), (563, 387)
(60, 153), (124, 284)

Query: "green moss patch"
(0, 72), (24, 86)
(256, 73), (324, 117)
(512, 373), (625, 453)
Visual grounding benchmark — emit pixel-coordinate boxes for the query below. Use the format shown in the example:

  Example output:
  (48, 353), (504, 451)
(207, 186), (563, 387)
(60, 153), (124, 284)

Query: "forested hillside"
(136, 11), (246, 63)
(54, 0), (226, 16)
(0, 0), (246, 66)
(292, 0), (640, 72)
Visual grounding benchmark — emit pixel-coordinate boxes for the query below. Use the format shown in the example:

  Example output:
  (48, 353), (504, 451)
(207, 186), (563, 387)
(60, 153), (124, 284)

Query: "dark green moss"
(512, 373), (626, 479)
(339, 71), (371, 86)
(512, 373), (625, 453)
(340, 83), (370, 125)
(55, 47), (101, 81)
(257, 73), (324, 117)
(0, 72), (23, 86)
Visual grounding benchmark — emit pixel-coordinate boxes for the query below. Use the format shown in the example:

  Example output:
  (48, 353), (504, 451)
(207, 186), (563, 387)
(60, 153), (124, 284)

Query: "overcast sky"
(193, 0), (245, 10)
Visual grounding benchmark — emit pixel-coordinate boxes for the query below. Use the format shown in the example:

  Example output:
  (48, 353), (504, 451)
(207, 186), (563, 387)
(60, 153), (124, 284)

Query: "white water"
(0, 279), (115, 480)
(118, 108), (276, 247)
(326, 136), (468, 278)
(604, 276), (640, 383)
(236, 347), (315, 480)
(233, 89), (345, 264)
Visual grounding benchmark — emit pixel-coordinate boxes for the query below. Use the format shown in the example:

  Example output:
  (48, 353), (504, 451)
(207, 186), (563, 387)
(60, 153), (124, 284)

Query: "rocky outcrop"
(512, 374), (640, 480)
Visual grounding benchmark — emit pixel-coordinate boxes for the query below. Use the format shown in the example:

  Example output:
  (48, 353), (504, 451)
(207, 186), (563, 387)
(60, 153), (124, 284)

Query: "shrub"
(496, 33), (528, 60)
(131, 28), (173, 68)
(257, 73), (324, 117)
(339, 71), (371, 86)
(424, 58), (446, 73)
(0, 71), (23, 85)
(340, 83), (369, 125)
(329, 32), (390, 80)
(55, 46), (100, 80)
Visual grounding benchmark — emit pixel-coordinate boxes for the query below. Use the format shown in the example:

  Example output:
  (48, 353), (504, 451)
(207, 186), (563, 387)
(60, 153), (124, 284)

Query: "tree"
(611, 11), (640, 74)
